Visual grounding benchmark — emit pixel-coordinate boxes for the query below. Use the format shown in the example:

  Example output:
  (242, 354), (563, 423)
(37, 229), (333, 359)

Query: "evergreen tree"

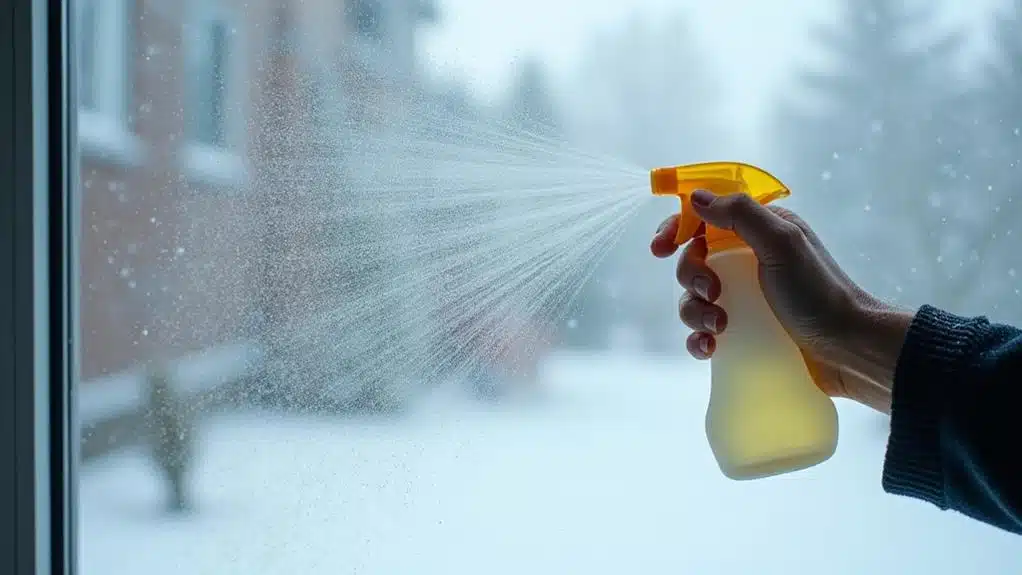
(972, 0), (1022, 322)
(772, 0), (979, 311)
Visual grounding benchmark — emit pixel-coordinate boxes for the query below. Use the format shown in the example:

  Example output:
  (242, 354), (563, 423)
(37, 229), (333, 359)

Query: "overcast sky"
(420, 0), (1000, 141)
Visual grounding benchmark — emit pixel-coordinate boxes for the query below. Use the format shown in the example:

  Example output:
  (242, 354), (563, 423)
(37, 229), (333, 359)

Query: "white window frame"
(181, 0), (248, 187)
(75, 0), (141, 166)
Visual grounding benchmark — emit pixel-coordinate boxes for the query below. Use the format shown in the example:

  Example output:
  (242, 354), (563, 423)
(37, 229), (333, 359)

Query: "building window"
(76, 0), (138, 163)
(349, 0), (384, 42)
(78, 0), (99, 110)
(182, 4), (246, 185)
(187, 16), (233, 148)
(77, 0), (128, 116)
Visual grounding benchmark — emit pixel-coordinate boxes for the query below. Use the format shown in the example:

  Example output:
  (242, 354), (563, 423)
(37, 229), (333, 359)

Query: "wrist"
(834, 297), (915, 412)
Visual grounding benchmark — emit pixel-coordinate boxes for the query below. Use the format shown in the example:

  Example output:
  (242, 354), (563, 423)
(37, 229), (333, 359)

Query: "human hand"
(650, 190), (912, 412)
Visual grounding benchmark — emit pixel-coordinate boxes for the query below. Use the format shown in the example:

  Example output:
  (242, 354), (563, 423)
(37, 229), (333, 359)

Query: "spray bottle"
(650, 162), (838, 480)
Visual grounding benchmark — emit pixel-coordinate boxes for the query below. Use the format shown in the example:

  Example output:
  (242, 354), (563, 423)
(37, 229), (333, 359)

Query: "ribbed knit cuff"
(882, 305), (989, 509)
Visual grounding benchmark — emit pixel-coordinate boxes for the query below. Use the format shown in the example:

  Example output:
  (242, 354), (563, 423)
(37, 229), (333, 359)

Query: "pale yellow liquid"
(705, 248), (838, 480)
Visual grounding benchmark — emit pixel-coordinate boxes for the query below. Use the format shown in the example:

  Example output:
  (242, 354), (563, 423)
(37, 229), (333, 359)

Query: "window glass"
(75, 1), (1022, 574)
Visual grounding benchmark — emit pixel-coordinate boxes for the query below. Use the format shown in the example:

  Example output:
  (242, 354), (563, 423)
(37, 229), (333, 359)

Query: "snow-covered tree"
(772, 0), (982, 312)
(504, 57), (560, 135)
(561, 12), (723, 352)
(971, 0), (1022, 322)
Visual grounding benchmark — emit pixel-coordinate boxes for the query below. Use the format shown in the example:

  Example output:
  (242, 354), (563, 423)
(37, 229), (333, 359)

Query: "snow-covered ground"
(80, 352), (1022, 575)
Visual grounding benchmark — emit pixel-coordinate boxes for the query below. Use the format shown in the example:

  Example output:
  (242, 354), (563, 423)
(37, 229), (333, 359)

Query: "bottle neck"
(707, 234), (750, 256)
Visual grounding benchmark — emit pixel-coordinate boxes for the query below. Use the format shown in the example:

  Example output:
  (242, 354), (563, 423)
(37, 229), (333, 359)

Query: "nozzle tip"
(650, 168), (679, 197)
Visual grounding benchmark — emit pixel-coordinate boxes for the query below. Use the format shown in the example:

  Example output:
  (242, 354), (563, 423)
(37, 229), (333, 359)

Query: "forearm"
(842, 303), (1022, 535)
(834, 301), (915, 414)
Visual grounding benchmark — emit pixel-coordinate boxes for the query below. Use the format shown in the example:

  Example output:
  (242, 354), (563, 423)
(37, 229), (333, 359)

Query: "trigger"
(674, 196), (703, 246)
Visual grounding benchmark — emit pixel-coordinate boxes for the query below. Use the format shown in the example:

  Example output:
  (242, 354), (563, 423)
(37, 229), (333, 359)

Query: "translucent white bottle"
(651, 162), (839, 480)
(705, 246), (838, 480)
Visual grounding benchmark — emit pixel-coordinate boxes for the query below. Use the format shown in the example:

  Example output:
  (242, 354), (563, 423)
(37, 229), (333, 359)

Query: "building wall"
(79, 0), (436, 387)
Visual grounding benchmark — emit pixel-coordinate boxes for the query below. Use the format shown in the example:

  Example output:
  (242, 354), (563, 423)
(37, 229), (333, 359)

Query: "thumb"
(690, 189), (793, 256)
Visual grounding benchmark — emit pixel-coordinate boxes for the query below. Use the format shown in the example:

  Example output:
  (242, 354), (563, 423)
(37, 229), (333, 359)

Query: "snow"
(80, 352), (1022, 574)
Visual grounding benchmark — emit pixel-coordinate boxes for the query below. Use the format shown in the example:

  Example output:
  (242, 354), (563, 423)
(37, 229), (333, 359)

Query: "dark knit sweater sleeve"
(882, 304), (1022, 535)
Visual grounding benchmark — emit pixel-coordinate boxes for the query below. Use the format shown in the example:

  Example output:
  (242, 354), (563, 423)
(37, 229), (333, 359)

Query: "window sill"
(78, 340), (264, 427)
(181, 142), (248, 187)
(78, 110), (145, 167)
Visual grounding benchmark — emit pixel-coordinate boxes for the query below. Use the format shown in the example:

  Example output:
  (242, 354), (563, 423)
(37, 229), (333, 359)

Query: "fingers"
(676, 236), (720, 301)
(686, 331), (715, 360)
(690, 189), (803, 259)
(651, 214), (680, 258)
(680, 289), (725, 360)
(679, 292), (727, 334)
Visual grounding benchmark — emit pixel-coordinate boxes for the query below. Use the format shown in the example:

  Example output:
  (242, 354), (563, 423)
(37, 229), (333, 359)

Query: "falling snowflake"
(821, 171), (832, 181)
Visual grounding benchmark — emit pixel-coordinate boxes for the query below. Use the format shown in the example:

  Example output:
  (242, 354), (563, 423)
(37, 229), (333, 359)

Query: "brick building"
(78, 0), (438, 424)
